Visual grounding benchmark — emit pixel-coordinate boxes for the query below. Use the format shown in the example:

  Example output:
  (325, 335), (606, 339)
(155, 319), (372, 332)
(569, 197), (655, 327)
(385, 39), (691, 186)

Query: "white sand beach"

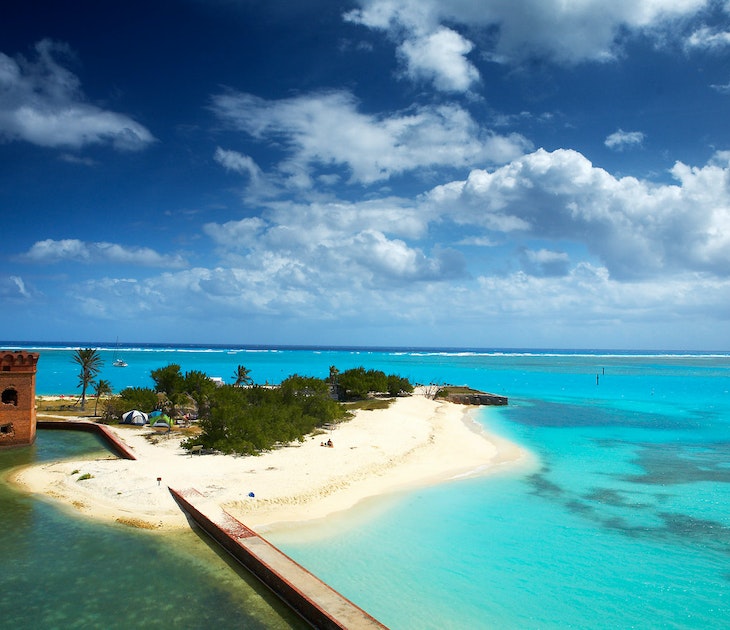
(9, 393), (532, 532)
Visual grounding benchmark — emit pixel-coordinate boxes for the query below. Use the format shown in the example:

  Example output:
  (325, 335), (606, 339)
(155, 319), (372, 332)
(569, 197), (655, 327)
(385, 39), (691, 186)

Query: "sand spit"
(9, 393), (532, 532)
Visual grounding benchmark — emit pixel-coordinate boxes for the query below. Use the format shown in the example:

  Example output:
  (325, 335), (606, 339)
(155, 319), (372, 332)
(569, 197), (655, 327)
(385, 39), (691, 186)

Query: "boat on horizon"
(112, 338), (127, 367)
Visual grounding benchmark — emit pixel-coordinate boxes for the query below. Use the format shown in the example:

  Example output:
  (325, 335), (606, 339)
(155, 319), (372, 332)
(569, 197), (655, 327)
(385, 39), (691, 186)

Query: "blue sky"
(2, 0), (730, 350)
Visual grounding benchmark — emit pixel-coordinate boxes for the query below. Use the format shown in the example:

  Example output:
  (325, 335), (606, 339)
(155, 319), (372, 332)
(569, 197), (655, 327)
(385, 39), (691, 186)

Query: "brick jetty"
(170, 487), (388, 630)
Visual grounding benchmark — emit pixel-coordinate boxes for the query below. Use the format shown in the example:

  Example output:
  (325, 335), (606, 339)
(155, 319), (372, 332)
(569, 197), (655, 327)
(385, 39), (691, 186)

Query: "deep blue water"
(2, 343), (729, 628)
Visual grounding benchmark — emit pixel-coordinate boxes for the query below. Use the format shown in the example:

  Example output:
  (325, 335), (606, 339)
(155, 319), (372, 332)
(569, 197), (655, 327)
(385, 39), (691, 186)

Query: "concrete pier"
(170, 487), (388, 630)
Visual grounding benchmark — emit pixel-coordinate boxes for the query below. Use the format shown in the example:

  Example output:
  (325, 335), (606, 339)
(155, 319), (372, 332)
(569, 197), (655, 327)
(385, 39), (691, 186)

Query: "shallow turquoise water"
(263, 352), (730, 628)
(4, 344), (730, 628)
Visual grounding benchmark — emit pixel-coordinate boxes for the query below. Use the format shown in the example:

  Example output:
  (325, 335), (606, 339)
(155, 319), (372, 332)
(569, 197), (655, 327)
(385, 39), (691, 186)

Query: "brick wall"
(0, 350), (39, 448)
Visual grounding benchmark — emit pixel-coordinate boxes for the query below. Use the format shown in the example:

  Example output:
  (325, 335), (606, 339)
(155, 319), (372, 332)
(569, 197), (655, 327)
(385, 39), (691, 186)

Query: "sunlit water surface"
(3, 344), (729, 628)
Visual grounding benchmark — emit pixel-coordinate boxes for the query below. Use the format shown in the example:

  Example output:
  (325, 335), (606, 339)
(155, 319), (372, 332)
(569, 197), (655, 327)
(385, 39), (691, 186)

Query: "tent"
(152, 414), (173, 429)
(122, 410), (148, 425)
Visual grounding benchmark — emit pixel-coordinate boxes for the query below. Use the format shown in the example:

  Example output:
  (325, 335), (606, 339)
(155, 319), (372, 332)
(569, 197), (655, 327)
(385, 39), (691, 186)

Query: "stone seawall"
(442, 392), (508, 406)
(37, 420), (137, 460)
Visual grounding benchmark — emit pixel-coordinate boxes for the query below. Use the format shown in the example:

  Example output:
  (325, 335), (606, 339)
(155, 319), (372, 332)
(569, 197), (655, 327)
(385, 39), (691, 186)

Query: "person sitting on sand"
(327, 438), (333, 447)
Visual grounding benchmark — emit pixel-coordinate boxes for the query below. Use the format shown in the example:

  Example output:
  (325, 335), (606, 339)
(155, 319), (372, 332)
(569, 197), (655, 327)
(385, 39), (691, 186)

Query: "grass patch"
(37, 396), (104, 418)
(342, 398), (394, 411)
(77, 473), (94, 481)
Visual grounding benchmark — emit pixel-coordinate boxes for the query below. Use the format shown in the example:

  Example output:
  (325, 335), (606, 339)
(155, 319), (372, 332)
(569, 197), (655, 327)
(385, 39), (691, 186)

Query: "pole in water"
(596, 374), (599, 385)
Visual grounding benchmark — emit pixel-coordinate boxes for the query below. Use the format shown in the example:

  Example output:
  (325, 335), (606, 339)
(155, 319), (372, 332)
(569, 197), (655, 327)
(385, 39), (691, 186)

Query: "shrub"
(183, 380), (349, 456)
(101, 387), (158, 423)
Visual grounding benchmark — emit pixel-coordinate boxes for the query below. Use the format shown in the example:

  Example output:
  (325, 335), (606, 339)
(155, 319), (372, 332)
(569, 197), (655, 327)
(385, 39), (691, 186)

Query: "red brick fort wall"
(0, 350), (39, 448)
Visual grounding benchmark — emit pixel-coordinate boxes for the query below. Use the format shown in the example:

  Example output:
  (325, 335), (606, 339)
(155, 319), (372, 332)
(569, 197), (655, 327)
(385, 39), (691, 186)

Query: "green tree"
(184, 377), (349, 456)
(92, 379), (113, 416)
(183, 370), (218, 419)
(334, 366), (412, 401)
(336, 367), (387, 400)
(72, 348), (103, 410)
(232, 365), (253, 387)
(151, 364), (184, 397)
(387, 374), (414, 397)
(119, 387), (158, 412)
(280, 374), (330, 401)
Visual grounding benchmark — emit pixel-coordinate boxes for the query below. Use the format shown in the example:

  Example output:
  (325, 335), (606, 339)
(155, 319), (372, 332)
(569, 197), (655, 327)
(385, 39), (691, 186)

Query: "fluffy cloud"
(38, 146), (730, 347)
(71, 255), (730, 349)
(520, 248), (571, 277)
(0, 40), (154, 150)
(426, 148), (730, 280)
(215, 198), (428, 245)
(345, 1), (479, 92)
(473, 265), (730, 332)
(51, 140), (730, 346)
(204, 216), (267, 251)
(203, 196), (461, 289)
(398, 27), (479, 92)
(685, 26), (730, 50)
(605, 129), (645, 150)
(211, 90), (530, 187)
(346, 0), (709, 75)
(23, 239), (186, 268)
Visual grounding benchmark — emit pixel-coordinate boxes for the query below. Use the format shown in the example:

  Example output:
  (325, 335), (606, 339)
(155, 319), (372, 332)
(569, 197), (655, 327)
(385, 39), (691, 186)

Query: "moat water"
(0, 430), (306, 629)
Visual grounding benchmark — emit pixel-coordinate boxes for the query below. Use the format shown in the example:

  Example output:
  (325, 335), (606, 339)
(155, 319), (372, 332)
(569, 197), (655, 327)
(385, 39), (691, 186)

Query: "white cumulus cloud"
(0, 40), (154, 151)
(346, 0), (709, 73)
(425, 148), (730, 280)
(23, 239), (186, 268)
(211, 89), (530, 187)
(397, 26), (480, 92)
(605, 129), (645, 150)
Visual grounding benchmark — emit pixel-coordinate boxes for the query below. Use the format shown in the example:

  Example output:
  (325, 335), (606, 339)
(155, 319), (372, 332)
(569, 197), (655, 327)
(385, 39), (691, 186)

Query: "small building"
(0, 350), (40, 448)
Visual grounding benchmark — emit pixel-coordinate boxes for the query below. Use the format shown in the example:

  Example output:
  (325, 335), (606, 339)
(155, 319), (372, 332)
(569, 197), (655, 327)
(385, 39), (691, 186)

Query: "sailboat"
(112, 338), (128, 367)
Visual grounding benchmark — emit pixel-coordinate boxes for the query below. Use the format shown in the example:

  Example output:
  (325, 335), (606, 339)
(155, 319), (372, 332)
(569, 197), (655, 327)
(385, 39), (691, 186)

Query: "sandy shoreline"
(9, 393), (533, 533)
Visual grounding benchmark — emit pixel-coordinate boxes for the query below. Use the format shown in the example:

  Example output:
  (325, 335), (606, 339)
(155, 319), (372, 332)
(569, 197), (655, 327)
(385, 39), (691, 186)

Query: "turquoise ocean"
(1, 343), (729, 629)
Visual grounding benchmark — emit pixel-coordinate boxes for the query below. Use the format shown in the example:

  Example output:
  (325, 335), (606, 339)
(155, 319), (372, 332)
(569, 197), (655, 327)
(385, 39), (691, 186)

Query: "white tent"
(122, 410), (148, 425)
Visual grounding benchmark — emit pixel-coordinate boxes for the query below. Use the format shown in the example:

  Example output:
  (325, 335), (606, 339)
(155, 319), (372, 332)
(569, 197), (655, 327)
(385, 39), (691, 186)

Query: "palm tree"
(328, 365), (340, 399)
(92, 379), (113, 417)
(232, 365), (253, 387)
(72, 348), (103, 410)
